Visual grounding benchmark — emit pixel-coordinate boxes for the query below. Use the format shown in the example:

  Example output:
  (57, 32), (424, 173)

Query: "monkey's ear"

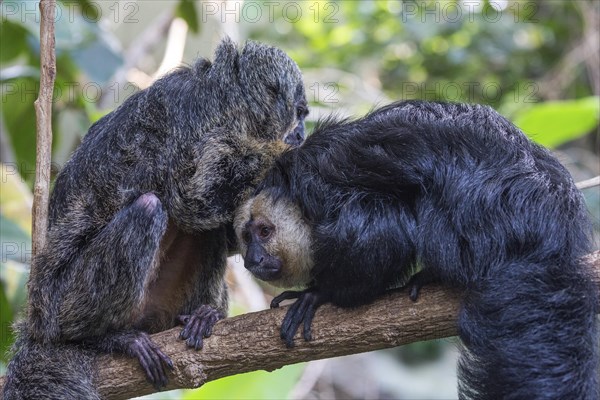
(238, 41), (284, 85)
(210, 37), (240, 78)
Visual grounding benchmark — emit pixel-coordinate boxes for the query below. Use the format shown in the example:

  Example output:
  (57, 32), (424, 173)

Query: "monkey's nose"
(247, 256), (264, 269)
(284, 129), (305, 147)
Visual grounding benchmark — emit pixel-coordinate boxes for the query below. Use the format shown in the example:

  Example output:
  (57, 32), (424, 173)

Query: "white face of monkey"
(234, 192), (314, 289)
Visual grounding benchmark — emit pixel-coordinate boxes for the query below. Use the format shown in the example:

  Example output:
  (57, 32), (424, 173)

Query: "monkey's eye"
(296, 104), (308, 119)
(259, 226), (272, 239)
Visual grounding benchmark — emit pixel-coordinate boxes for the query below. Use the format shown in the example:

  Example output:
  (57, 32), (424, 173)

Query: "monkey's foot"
(405, 270), (437, 302)
(178, 305), (224, 350)
(125, 332), (173, 389)
(279, 289), (324, 348)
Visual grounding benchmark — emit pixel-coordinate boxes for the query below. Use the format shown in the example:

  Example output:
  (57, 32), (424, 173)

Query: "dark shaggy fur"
(245, 101), (598, 399)
(3, 38), (307, 399)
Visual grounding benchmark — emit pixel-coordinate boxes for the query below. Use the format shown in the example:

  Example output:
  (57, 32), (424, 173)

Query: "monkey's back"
(278, 101), (591, 287)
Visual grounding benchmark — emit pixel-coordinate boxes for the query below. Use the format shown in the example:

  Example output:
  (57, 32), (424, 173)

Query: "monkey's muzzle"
(244, 257), (283, 281)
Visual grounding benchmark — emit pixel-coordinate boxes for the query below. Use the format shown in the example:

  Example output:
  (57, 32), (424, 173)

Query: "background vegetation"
(1, 1), (598, 398)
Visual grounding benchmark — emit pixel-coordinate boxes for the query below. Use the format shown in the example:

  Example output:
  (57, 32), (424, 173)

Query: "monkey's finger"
(271, 290), (303, 308)
(179, 326), (188, 340)
(180, 314), (202, 340)
(183, 317), (202, 344)
(204, 315), (220, 338)
(143, 343), (167, 388)
(280, 298), (303, 339)
(192, 334), (204, 351)
(193, 315), (220, 349)
(147, 345), (169, 388)
(303, 304), (319, 342)
(405, 271), (437, 302)
(409, 285), (421, 302)
(197, 319), (212, 338)
(282, 295), (312, 347)
(190, 320), (207, 350)
(136, 342), (163, 388)
(160, 352), (174, 370)
(149, 341), (174, 370)
(177, 315), (191, 325)
(204, 321), (215, 338)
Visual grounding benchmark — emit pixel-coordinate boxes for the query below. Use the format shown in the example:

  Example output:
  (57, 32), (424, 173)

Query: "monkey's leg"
(73, 193), (172, 387)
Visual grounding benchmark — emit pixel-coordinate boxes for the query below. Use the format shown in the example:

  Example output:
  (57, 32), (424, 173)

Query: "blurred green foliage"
(1, 0), (598, 397)
(514, 96), (600, 148)
(183, 364), (305, 400)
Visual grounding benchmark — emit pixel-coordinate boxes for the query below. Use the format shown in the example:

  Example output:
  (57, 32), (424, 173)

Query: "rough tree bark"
(31, 0), (56, 257)
(2, 252), (597, 399)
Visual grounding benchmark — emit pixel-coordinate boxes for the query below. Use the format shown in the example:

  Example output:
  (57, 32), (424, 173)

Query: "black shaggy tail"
(2, 323), (99, 400)
(458, 259), (599, 400)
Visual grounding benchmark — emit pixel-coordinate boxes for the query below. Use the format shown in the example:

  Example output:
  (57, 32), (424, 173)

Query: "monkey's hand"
(271, 289), (324, 348)
(170, 132), (281, 232)
(177, 305), (224, 350)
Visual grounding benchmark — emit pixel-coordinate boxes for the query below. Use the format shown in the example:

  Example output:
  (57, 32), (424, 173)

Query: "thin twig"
(577, 176), (600, 190)
(31, 0), (56, 257)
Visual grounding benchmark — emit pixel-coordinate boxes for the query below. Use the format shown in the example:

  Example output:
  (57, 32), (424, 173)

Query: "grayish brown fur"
(3, 38), (306, 399)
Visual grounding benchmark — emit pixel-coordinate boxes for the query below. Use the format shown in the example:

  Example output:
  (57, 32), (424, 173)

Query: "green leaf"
(0, 20), (30, 63)
(183, 363), (305, 400)
(176, 0), (199, 33)
(513, 96), (600, 148)
(2, 0), (41, 38)
(0, 77), (38, 181)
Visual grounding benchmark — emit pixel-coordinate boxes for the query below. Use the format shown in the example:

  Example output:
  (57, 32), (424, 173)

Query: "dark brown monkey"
(3, 38), (307, 399)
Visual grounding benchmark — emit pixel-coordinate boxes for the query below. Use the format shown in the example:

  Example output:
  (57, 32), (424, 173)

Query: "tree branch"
(6, 252), (598, 399)
(31, 0), (56, 257)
